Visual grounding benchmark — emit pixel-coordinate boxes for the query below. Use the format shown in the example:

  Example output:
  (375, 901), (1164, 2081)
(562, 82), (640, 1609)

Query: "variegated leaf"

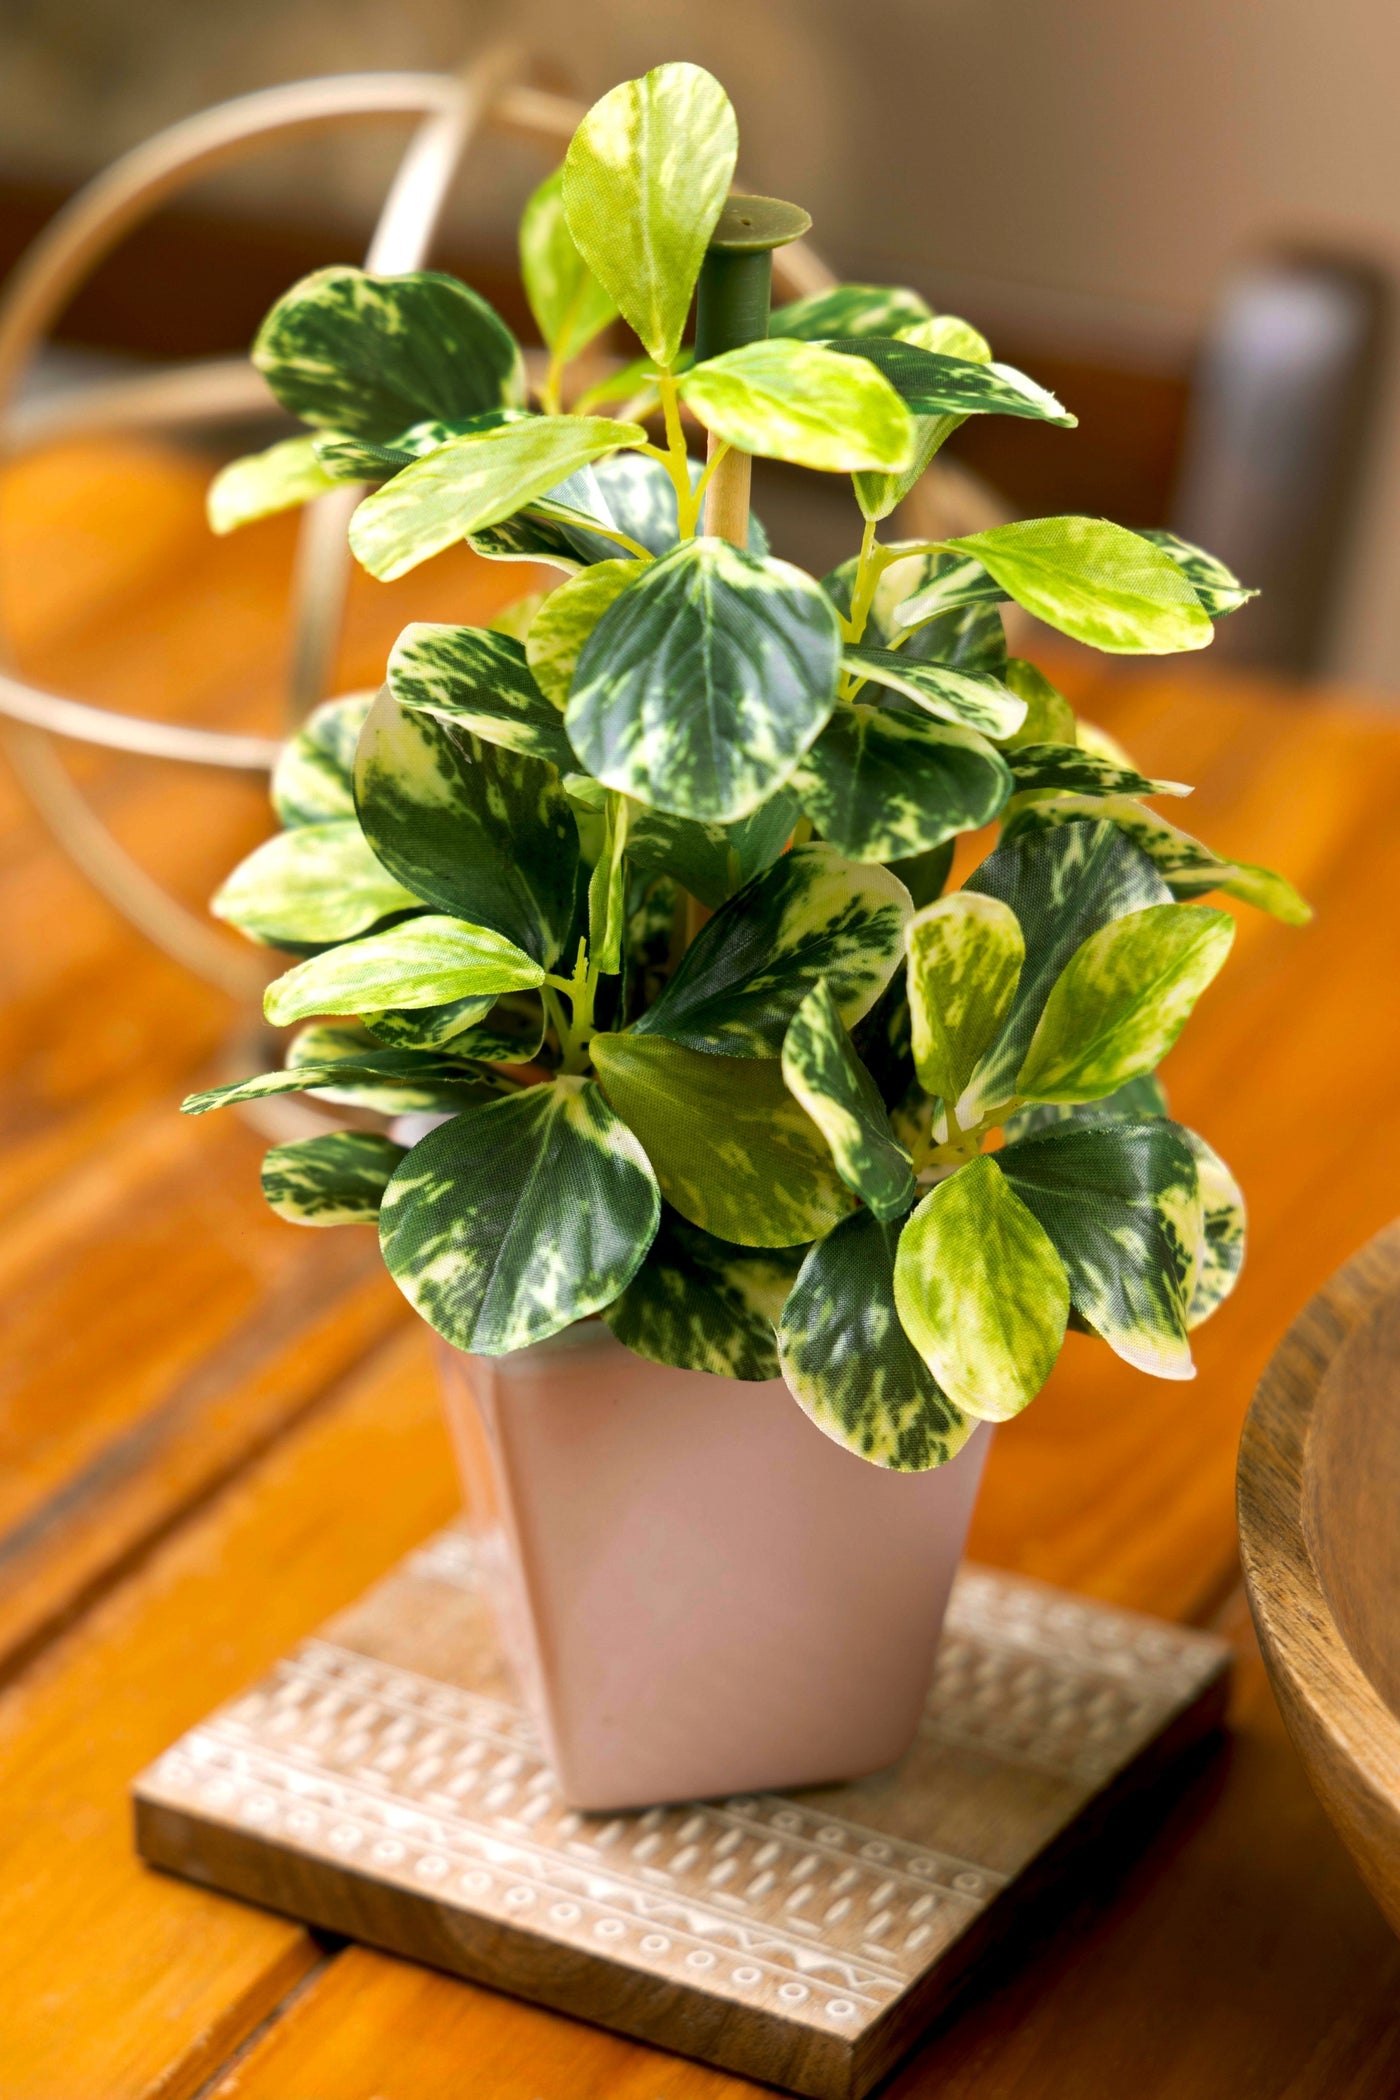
(780, 1209), (972, 1469)
(263, 914), (544, 1027)
(887, 839), (954, 911)
(312, 410), (527, 482)
(591, 1031), (853, 1247)
(1002, 792), (1312, 925)
(562, 63), (737, 368)
(902, 599), (1008, 675)
(626, 788), (800, 910)
(525, 559), (643, 707)
(791, 707), (1010, 862)
(252, 267), (526, 439)
(853, 315), (993, 521)
(566, 538), (842, 824)
(1138, 529), (1256, 617)
(354, 687), (579, 964)
(489, 590), (547, 642)
(998, 1119), (1203, 1379)
(363, 990), (546, 1063)
(827, 338), (1075, 427)
(961, 820), (1171, 1121)
(519, 163), (619, 364)
(386, 623), (575, 768)
(852, 969), (927, 1149)
(207, 435), (337, 534)
(907, 892), (1025, 1109)
(769, 284), (933, 341)
(635, 843), (911, 1056)
(1183, 1129), (1246, 1327)
(781, 979), (914, 1220)
(379, 1074), (659, 1352)
(1017, 902), (1235, 1105)
(841, 645), (1026, 741)
(211, 819), (417, 947)
(1007, 743), (1190, 799)
(348, 417), (647, 581)
(284, 1019), (513, 1113)
(894, 1154), (1069, 1420)
(915, 518), (1213, 655)
(261, 1132), (405, 1226)
(836, 547), (1005, 636)
(271, 693), (375, 828)
(601, 1203), (803, 1380)
(678, 339), (916, 474)
(1002, 659), (1077, 747)
(1004, 1070), (1168, 1142)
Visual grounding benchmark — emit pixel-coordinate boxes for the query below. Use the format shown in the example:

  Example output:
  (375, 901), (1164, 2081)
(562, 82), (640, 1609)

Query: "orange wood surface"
(1, 439), (1399, 2096)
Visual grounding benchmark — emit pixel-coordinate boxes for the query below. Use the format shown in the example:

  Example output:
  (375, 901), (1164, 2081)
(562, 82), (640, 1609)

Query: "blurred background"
(2, 0), (1400, 688)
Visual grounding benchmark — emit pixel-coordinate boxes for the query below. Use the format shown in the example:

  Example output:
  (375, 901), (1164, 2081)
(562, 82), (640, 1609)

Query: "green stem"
(540, 351), (565, 418)
(657, 369), (700, 537)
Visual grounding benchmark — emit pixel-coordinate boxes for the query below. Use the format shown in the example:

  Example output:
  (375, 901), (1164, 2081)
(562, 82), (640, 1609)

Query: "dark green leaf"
(602, 1204), (803, 1379)
(261, 1132), (405, 1225)
(769, 284), (933, 341)
(626, 788), (800, 910)
(1006, 742), (1190, 799)
(791, 705), (1010, 861)
(826, 338), (1075, 426)
(781, 980), (914, 1219)
(387, 623), (575, 768)
(842, 644), (1026, 740)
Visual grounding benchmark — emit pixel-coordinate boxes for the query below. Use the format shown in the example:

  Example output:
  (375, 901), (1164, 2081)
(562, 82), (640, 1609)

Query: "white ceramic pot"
(437, 1322), (989, 1811)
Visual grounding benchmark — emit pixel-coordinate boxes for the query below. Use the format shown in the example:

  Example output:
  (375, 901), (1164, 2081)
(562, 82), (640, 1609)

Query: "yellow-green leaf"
(263, 914), (544, 1027)
(678, 339), (915, 474)
(207, 436), (337, 535)
(261, 1132), (405, 1226)
(781, 979), (915, 1221)
(211, 819), (416, 947)
(526, 559), (643, 708)
(906, 892), (1025, 1108)
(519, 164), (619, 364)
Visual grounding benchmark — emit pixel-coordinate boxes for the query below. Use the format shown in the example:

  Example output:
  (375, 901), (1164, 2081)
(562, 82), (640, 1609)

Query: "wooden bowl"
(1239, 1219), (1400, 1934)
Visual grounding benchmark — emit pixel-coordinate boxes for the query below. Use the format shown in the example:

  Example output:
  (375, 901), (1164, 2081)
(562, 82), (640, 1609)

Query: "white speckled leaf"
(929, 517), (1213, 655)
(261, 1132), (405, 1226)
(211, 819), (417, 947)
(781, 980), (914, 1220)
(636, 843), (911, 1056)
(1017, 902), (1235, 1104)
(602, 1203), (804, 1379)
(271, 693), (375, 827)
(591, 1031), (853, 1247)
(678, 339), (916, 474)
(791, 706), (1010, 862)
(379, 1075), (659, 1353)
(780, 1209), (972, 1469)
(906, 892), (1025, 1108)
(207, 435), (337, 534)
(526, 559), (643, 707)
(841, 645), (1026, 740)
(566, 537), (842, 823)
(893, 1154), (1069, 1421)
(769, 284), (933, 341)
(997, 1119), (1203, 1379)
(520, 164), (619, 363)
(263, 914), (544, 1027)
(562, 63), (736, 368)
(253, 267), (526, 439)
(387, 623), (575, 767)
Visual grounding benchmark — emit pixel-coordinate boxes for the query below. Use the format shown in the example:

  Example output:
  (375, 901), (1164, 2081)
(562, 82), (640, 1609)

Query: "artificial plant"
(187, 61), (1309, 1471)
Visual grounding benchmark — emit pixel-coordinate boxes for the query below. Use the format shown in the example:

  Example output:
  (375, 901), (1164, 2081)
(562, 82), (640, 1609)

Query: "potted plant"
(187, 61), (1307, 1810)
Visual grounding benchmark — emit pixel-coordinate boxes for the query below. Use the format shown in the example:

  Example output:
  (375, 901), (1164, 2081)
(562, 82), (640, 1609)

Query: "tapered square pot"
(437, 1323), (989, 1812)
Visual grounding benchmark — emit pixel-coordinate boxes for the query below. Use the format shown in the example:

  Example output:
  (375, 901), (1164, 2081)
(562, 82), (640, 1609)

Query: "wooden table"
(3, 437), (1400, 2099)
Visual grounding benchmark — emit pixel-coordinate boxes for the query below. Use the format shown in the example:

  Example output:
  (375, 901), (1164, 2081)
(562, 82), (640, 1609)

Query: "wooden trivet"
(134, 1526), (1230, 2099)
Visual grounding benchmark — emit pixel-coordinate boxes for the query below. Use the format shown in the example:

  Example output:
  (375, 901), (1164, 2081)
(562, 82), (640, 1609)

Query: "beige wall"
(5, 0), (1400, 686)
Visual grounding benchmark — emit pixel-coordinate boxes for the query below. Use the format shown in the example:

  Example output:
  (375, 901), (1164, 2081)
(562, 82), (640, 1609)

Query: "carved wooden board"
(134, 1527), (1229, 2100)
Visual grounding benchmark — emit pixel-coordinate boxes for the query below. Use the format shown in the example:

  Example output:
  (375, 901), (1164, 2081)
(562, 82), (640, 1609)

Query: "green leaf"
(906, 892), (1025, 1108)
(834, 546), (1004, 633)
(1004, 1070), (1169, 1142)
(354, 688), (579, 965)
(781, 980), (914, 1220)
(769, 284), (933, 341)
(313, 410), (528, 482)
(913, 517), (1214, 655)
(1016, 902), (1235, 1104)
(591, 1032), (852, 1248)
(635, 843), (911, 1056)
(827, 338), (1075, 427)
(477, 452), (746, 574)
(208, 436), (337, 535)
(841, 645), (1026, 741)
(852, 316), (993, 521)
(587, 789), (630, 975)
(387, 623), (574, 767)
(182, 1040), (509, 1119)
(566, 537), (841, 824)
(211, 820), (417, 947)
(887, 838), (954, 911)
(348, 416), (647, 581)
(961, 819), (1171, 1120)
(678, 339), (915, 473)
(379, 1076), (659, 1353)
(525, 559), (643, 708)
(791, 707), (1010, 862)
(997, 1120), (1202, 1379)
(601, 1204), (803, 1380)
(626, 788), (800, 910)
(252, 267), (526, 439)
(1006, 742), (1190, 799)
(263, 914), (544, 1027)
(1002, 659), (1077, 747)
(1138, 528), (1256, 617)
(562, 62), (737, 368)
(894, 1154), (1068, 1420)
(519, 163), (619, 364)
(780, 1209), (972, 1470)
(261, 1132), (405, 1226)
(1002, 792), (1313, 925)
(271, 694), (375, 827)
(1183, 1130), (1246, 1327)
(362, 990), (546, 1062)
(488, 590), (548, 642)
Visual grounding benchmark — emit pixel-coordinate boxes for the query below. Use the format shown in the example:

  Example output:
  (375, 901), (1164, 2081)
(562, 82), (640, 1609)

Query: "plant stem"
(656, 369), (700, 537)
(540, 352), (565, 418)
